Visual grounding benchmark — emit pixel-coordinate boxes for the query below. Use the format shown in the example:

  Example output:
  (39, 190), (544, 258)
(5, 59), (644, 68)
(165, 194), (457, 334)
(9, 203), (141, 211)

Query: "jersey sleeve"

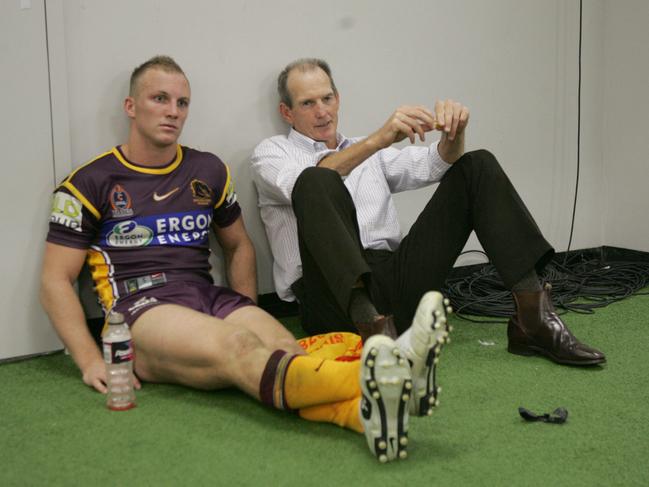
(46, 185), (100, 249)
(212, 161), (241, 228)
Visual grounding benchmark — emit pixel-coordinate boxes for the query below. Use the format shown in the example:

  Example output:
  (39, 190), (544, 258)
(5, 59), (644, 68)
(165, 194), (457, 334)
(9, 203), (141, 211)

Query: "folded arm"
(318, 105), (439, 176)
(315, 100), (470, 174)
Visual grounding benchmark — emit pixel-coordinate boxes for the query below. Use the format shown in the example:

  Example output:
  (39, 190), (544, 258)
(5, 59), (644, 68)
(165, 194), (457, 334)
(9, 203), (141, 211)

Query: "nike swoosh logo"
(153, 187), (180, 202)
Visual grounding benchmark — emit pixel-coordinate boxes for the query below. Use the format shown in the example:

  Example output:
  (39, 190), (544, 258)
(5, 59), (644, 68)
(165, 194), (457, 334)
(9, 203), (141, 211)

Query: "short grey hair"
(277, 58), (338, 108)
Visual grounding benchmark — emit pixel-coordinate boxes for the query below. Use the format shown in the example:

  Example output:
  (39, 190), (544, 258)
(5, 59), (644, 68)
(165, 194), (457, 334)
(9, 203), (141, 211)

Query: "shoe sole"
(409, 291), (453, 416)
(360, 336), (411, 463)
(508, 343), (607, 366)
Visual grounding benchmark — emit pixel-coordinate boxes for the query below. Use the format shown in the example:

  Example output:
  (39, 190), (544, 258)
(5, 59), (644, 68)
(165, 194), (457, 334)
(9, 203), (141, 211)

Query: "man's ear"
(279, 102), (293, 125)
(124, 96), (136, 119)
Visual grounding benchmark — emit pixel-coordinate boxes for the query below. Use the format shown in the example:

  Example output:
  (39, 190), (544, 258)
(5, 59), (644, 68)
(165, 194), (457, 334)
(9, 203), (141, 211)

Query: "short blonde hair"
(129, 55), (187, 96)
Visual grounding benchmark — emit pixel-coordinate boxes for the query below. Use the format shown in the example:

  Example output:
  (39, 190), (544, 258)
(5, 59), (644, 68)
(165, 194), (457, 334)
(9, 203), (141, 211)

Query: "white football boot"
(360, 335), (412, 463)
(396, 291), (452, 416)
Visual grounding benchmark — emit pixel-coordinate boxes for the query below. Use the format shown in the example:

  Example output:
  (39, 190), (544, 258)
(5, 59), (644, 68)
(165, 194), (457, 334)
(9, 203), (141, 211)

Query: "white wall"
(392, 0), (593, 264)
(52, 0), (606, 293)
(0, 0), (62, 359)
(602, 0), (649, 252)
(4, 0), (647, 359)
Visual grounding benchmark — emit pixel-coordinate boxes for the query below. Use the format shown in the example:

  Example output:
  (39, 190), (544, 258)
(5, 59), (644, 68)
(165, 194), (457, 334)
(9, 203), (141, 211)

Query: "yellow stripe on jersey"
(65, 150), (113, 181)
(61, 181), (101, 220)
(56, 150), (112, 221)
(214, 163), (231, 209)
(87, 247), (118, 312)
(112, 145), (183, 174)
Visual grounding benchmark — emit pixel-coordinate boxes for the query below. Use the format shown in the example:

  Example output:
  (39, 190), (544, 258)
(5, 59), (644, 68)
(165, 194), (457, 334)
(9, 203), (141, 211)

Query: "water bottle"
(102, 311), (136, 411)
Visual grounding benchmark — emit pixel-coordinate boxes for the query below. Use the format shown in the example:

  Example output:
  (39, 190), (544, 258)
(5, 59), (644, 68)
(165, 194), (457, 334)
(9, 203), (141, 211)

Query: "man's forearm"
(318, 104), (442, 176)
(224, 242), (258, 303)
(40, 279), (102, 371)
(316, 135), (382, 176)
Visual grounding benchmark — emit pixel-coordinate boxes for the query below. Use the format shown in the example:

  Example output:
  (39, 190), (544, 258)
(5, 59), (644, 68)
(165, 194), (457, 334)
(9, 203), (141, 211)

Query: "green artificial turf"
(1, 291), (648, 486)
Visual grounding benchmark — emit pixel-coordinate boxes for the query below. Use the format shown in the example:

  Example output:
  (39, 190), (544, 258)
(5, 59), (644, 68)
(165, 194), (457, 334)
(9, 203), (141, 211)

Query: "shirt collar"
(288, 128), (352, 152)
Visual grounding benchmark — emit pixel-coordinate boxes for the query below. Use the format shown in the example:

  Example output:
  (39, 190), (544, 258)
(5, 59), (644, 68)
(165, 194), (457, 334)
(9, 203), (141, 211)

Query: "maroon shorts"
(112, 280), (255, 326)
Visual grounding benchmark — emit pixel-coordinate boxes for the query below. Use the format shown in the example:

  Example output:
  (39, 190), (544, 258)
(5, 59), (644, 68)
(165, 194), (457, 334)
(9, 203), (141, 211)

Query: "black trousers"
(291, 149), (554, 335)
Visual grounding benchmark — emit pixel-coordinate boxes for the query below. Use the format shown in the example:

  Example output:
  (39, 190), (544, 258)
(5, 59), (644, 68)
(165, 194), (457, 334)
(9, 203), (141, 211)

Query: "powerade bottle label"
(103, 340), (134, 364)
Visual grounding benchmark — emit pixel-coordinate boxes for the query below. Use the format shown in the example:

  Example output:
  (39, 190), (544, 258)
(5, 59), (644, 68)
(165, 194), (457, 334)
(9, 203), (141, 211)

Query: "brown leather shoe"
(508, 283), (606, 365)
(355, 315), (398, 342)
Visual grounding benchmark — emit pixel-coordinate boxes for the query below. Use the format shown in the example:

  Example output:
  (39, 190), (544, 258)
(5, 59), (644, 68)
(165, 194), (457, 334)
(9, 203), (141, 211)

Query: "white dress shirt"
(251, 128), (452, 301)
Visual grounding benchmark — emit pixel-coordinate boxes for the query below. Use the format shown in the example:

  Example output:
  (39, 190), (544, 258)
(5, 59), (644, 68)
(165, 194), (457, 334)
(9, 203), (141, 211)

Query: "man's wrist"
(364, 133), (383, 153)
(75, 346), (104, 372)
(437, 137), (465, 164)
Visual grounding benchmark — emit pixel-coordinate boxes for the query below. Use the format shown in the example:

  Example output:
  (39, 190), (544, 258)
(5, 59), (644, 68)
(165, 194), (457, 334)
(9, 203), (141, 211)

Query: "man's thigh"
(225, 305), (304, 355)
(131, 304), (248, 390)
(369, 177), (473, 331)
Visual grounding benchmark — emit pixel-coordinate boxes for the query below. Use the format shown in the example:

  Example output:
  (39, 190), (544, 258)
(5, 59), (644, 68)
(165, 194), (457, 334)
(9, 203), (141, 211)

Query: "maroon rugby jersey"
(47, 145), (241, 312)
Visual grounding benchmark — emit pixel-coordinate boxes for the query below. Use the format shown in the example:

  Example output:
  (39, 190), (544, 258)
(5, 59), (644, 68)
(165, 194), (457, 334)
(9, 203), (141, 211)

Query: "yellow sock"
(299, 396), (363, 433)
(298, 332), (363, 360)
(284, 355), (360, 409)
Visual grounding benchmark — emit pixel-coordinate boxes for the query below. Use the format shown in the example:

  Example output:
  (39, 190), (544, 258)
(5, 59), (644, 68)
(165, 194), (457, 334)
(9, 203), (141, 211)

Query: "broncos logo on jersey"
(190, 179), (212, 205)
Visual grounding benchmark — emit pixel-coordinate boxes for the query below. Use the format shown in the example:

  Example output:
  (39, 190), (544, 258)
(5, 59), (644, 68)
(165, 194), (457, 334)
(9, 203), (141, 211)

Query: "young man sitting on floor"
(40, 55), (452, 463)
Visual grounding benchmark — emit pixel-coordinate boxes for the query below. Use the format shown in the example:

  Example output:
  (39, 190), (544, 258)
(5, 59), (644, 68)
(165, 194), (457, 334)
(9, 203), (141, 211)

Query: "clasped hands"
(369, 100), (470, 163)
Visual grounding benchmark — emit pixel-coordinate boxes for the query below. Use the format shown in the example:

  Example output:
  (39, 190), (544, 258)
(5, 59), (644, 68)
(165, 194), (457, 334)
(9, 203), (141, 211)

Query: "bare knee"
(224, 305), (303, 355)
(139, 327), (268, 390)
(270, 337), (306, 355)
(176, 330), (267, 391)
(221, 329), (267, 363)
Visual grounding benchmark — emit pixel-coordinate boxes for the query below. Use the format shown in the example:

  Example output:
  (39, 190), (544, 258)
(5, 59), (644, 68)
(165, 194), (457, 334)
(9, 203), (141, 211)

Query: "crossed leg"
(128, 297), (449, 463)
(131, 304), (302, 398)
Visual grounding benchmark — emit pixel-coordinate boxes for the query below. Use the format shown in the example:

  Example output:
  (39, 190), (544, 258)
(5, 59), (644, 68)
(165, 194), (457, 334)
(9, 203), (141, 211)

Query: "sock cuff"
(349, 287), (379, 325)
(511, 269), (542, 292)
(259, 350), (297, 410)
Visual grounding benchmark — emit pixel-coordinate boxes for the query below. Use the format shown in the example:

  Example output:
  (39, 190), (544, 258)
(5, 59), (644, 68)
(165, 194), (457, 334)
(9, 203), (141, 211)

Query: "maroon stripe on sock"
(259, 350), (287, 408)
(279, 354), (298, 412)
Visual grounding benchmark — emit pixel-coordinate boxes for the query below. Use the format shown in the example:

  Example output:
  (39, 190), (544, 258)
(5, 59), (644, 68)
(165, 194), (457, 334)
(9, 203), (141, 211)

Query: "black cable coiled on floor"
(441, 253), (649, 323)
